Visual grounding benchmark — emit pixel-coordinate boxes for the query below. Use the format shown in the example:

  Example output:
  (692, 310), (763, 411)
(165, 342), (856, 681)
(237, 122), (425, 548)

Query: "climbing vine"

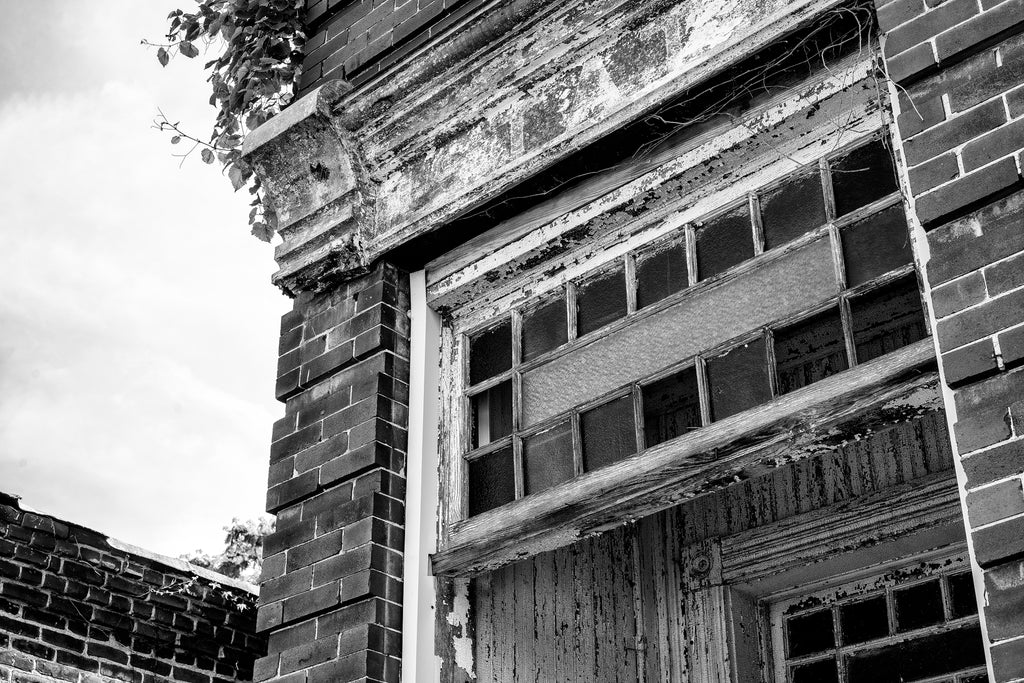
(145, 0), (306, 241)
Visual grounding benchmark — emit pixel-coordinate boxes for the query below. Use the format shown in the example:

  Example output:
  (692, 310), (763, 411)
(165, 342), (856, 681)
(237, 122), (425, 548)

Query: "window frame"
(456, 133), (926, 520)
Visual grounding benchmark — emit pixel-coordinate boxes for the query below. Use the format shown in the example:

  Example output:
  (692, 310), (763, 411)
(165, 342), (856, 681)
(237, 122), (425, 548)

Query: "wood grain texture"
(433, 339), (938, 576)
(467, 403), (957, 681)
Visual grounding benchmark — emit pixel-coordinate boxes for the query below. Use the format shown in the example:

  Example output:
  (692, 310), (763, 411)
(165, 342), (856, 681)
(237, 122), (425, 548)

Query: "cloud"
(0, 4), (290, 556)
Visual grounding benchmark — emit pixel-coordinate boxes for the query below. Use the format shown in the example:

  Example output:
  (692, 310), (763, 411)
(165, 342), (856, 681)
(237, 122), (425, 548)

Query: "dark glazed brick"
(965, 438), (1024, 487)
(935, 0), (1024, 61)
(898, 92), (945, 137)
(986, 251), (1024, 296)
(968, 477), (1024, 527)
(936, 285), (1024, 349)
(888, 41), (938, 84)
(877, 0), (928, 32)
(282, 581), (341, 623)
(904, 99), (1005, 166)
(884, 0), (978, 57)
(908, 151), (959, 194)
(986, 559), (1024, 641)
(279, 634), (339, 674)
(266, 468), (319, 513)
(1001, 325), (1024, 367)
(916, 157), (1021, 227)
(956, 365), (1024, 414)
(991, 628), (1024, 678)
(962, 116), (1024, 171)
(927, 189), (1024, 283)
(931, 270), (987, 317)
(974, 514), (1024, 566)
(943, 337), (999, 386)
(954, 404), (1012, 453)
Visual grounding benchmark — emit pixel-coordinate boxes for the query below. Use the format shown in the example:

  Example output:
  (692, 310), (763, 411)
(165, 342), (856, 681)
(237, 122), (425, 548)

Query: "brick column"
(874, 0), (1024, 678)
(253, 263), (410, 683)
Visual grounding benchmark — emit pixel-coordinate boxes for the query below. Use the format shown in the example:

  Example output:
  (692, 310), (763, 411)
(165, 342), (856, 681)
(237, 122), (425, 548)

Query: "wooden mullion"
(632, 383), (645, 452)
(566, 281), (578, 342)
(695, 355), (712, 427)
(571, 411), (584, 477)
(464, 435), (516, 461)
(820, 156), (836, 224)
(685, 224), (698, 286)
(465, 371), (515, 396)
(764, 327), (779, 399)
(625, 252), (638, 315)
(750, 192), (765, 256)
(513, 434), (525, 500)
(839, 294), (858, 369)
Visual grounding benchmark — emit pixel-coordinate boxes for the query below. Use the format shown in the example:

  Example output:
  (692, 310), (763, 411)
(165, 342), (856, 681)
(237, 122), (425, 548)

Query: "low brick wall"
(0, 492), (265, 683)
(874, 0), (1024, 678)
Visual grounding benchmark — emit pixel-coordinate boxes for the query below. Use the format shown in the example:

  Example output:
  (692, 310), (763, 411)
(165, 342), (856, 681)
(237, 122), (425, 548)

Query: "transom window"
(770, 553), (984, 683)
(461, 136), (927, 518)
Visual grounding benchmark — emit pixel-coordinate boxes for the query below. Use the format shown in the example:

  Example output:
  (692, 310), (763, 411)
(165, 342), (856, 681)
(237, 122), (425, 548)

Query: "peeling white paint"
(445, 580), (476, 675)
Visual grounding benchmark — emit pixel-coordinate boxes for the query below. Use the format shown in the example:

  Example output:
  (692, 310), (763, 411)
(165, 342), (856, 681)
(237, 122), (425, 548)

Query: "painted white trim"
(402, 270), (442, 682)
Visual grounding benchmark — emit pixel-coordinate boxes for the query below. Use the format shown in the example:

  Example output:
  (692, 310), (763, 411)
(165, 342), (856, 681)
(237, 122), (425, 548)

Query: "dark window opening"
(470, 380), (513, 449)
(839, 597), (889, 646)
(831, 139), (899, 217)
(696, 204), (755, 280)
(523, 420), (574, 495)
(774, 307), (849, 394)
(467, 446), (515, 516)
(577, 265), (628, 336)
(636, 241), (688, 309)
(469, 320), (512, 385)
(845, 625), (985, 683)
(581, 395), (637, 472)
(787, 609), (836, 657)
(792, 658), (839, 683)
(523, 292), (568, 361)
(761, 171), (827, 250)
(949, 572), (979, 619)
(841, 204), (913, 288)
(707, 338), (772, 421)
(894, 579), (944, 632)
(642, 367), (701, 448)
(850, 276), (927, 364)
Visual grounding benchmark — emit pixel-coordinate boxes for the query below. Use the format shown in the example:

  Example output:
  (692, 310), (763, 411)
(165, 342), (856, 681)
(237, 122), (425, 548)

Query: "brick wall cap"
(0, 489), (258, 596)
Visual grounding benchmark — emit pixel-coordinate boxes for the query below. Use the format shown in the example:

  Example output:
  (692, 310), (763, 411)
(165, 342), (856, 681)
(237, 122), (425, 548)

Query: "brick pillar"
(253, 262), (410, 683)
(874, 0), (1024, 678)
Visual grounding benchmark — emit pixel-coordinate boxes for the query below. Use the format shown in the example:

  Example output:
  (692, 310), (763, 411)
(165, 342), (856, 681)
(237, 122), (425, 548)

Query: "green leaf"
(250, 221), (273, 242)
(228, 165), (245, 191)
(157, 47), (169, 67)
(200, 148), (215, 164)
(180, 41), (199, 58)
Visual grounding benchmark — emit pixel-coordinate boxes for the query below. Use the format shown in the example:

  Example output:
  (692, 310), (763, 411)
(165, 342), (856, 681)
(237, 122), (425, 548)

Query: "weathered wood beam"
(431, 338), (938, 577)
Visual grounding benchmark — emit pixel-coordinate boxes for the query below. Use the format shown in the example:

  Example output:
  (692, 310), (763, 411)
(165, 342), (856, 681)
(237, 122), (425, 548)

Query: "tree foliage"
(183, 517), (275, 584)
(147, 0), (306, 242)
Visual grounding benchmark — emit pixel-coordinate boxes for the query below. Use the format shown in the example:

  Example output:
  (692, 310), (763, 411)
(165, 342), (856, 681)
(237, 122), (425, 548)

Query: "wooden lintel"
(430, 339), (938, 577)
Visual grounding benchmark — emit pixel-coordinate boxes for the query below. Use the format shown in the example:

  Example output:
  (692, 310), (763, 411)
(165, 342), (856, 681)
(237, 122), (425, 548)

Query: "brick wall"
(298, 0), (480, 93)
(255, 263), (410, 683)
(0, 492), (263, 683)
(874, 0), (1024, 678)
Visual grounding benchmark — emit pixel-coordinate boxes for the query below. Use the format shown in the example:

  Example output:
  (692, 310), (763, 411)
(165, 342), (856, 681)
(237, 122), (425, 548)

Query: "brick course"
(877, 0), (1024, 676)
(256, 263), (409, 683)
(0, 492), (263, 683)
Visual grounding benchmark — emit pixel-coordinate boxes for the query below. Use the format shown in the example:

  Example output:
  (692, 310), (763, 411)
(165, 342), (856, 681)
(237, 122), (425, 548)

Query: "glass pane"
(706, 337), (772, 421)
(831, 139), (899, 217)
(841, 205), (913, 288)
(948, 572), (979, 619)
(470, 380), (513, 449)
(846, 625), (985, 683)
(636, 241), (688, 308)
(787, 609), (836, 657)
(523, 293), (568, 362)
(761, 171), (827, 250)
(696, 203), (754, 280)
(792, 658), (838, 683)
(581, 395), (636, 472)
(851, 276), (928, 364)
(840, 596), (889, 645)
(523, 420), (574, 495)
(467, 446), (515, 516)
(577, 265), (628, 336)
(895, 579), (944, 632)
(774, 308), (849, 394)
(642, 367), (701, 448)
(469, 320), (512, 385)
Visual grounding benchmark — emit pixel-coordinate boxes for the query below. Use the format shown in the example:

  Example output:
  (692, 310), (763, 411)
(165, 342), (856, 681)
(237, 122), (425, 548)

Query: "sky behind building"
(0, 1), (290, 557)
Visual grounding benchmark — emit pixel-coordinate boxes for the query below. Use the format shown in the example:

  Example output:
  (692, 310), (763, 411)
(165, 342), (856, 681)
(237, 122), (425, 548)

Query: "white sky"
(0, 1), (291, 557)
